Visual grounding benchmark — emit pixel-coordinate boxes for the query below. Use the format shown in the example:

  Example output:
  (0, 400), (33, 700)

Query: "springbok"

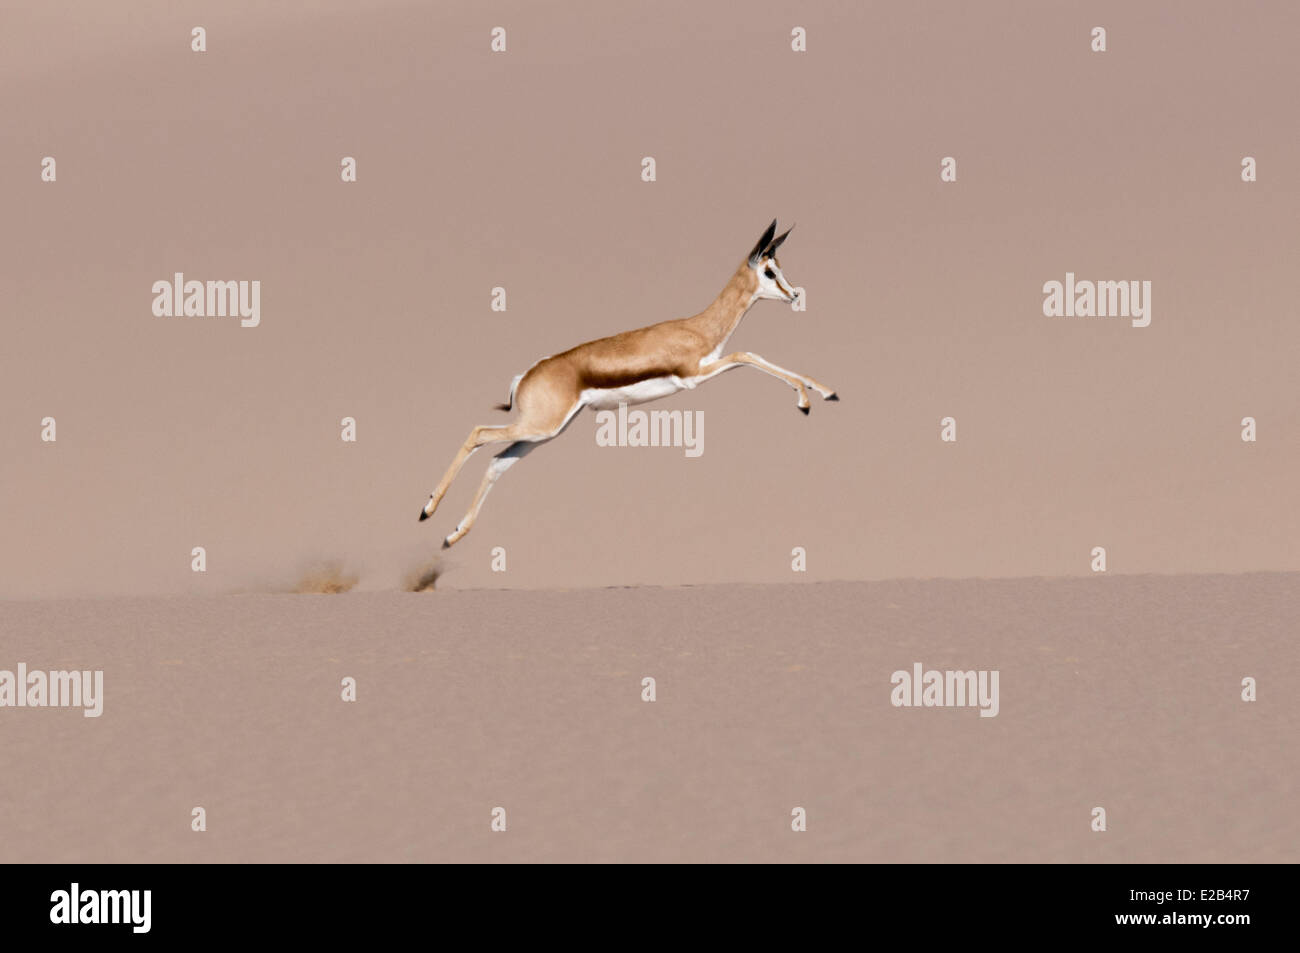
(419, 220), (838, 548)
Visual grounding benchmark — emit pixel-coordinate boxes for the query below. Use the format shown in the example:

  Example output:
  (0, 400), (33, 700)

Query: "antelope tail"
(493, 372), (525, 412)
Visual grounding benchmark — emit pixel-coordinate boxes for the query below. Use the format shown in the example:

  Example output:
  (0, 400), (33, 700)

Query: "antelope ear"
(748, 220), (778, 264)
(765, 225), (793, 257)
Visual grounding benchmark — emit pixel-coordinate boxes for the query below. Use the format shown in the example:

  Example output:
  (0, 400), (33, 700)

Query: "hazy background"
(3, 0), (1298, 597)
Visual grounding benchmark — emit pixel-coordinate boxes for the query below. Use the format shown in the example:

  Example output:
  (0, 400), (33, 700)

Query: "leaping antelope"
(419, 220), (838, 548)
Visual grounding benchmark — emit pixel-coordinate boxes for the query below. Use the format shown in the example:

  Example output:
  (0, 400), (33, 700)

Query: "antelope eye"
(764, 267), (776, 279)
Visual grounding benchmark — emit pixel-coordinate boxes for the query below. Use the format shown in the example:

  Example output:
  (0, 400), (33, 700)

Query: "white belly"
(582, 376), (686, 410)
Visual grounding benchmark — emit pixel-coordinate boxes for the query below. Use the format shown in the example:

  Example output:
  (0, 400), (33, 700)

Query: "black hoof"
(441, 538), (452, 550)
(799, 405), (810, 416)
(418, 510), (429, 522)
(827, 393), (839, 401)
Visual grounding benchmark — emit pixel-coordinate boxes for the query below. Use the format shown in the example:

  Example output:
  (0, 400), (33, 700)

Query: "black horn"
(748, 219), (778, 264)
(765, 224), (794, 257)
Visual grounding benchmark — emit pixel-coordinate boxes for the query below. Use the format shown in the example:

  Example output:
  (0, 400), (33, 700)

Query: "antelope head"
(747, 219), (799, 304)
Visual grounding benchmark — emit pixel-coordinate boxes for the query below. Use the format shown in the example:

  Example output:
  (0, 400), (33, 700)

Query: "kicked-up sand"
(0, 573), (1295, 863)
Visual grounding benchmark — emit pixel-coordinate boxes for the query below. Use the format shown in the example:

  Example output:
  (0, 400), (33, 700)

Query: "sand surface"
(1, 573), (1295, 863)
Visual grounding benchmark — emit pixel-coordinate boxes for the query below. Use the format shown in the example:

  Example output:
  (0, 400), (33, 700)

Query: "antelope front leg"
(705, 352), (838, 414)
(744, 352), (838, 401)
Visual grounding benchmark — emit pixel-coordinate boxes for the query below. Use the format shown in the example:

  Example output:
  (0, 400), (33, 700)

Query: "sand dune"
(0, 573), (1295, 863)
